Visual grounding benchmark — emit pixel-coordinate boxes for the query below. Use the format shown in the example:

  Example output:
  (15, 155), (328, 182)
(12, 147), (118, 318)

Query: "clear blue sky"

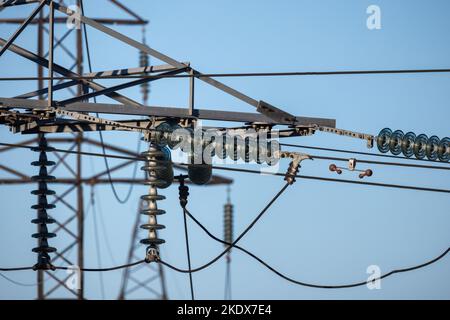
(0, 0), (449, 299)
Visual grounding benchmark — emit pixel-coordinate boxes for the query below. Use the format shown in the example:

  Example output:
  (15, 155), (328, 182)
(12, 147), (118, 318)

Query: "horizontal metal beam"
(0, 97), (336, 127)
(0, 38), (144, 107)
(52, 2), (297, 123)
(0, 17), (148, 25)
(0, 0), (39, 8)
(83, 63), (190, 78)
(15, 80), (79, 99)
(11, 120), (309, 139)
(58, 67), (188, 105)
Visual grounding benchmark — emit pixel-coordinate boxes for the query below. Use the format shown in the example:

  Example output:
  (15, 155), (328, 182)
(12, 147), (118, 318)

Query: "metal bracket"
(276, 151), (312, 185)
(315, 125), (374, 148)
(256, 100), (296, 124)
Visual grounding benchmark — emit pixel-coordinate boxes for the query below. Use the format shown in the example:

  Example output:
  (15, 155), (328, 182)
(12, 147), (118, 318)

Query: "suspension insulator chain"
(31, 135), (57, 271)
(140, 144), (173, 262)
(140, 50), (150, 105)
(224, 202), (233, 249)
(178, 178), (189, 208)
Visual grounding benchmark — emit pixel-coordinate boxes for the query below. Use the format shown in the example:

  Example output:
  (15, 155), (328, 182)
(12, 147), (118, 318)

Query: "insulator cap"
(140, 224), (166, 230)
(140, 238), (166, 245)
(438, 137), (450, 162)
(188, 164), (212, 185)
(413, 134), (428, 159)
(140, 208), (166, 216)
(377, 128), (392, 153)
(426, 136), (440, 161)
(389, 130), (404, 155)
(401, 132), (416, 158)
(31, 155), (55, 167)
(141, 194), (166, 201)
(31, 217), (56, 224)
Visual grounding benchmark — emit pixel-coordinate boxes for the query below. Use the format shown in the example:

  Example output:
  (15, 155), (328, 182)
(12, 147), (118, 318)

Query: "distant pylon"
(118, 198), (168, 300)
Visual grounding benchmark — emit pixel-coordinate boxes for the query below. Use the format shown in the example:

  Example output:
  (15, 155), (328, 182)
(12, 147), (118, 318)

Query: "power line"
(0, 261), (145, 273)
(56, 260), (145, 272)
(1, 142), (449, 193)
(159, 183), (290, 273)
(280, 143), (450, 165)
(2, 141), (449, 170)
(0, 142), (141, 161)
(2, 67), (450, 81)
(95, 187), (118, 265)
(224, 256), (231, 300)
(0, 272), (37, 287)
(80, 0), (138, 205)
(209, 165), (450, 194)
(0, 266), (33, 272)
(307, 154), (450, 171)
(183, 206), (450, 289)
(90, 186), (106, 298)
(182, 207), (195, 301)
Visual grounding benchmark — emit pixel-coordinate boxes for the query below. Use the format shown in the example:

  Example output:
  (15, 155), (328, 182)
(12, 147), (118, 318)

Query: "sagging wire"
(183, 207), (450, 289)
(178, 175), (195, 300)
(90, 186), (106, 299)
(80, 0), (141, 205)
(1, 141), (449, 193)
(159, 181), (291, 274)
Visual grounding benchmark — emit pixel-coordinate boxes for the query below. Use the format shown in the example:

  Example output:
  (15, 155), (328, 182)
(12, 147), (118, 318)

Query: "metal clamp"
(277, 151), (312, 185)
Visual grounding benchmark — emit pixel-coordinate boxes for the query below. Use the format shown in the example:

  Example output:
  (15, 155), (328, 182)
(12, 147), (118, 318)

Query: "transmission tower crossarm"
(82, 63), (190, 78)
(58, 67), (188, 106)
(52, 2), (298, 124)
(0, 0), (39, 8)
(0, 98), (336, 129)
(0, 38), (144, 107)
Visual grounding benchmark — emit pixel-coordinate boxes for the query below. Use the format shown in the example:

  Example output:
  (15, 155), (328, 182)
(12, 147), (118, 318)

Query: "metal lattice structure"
(0, 0), (164, 300)
(0, 0), (351, 300)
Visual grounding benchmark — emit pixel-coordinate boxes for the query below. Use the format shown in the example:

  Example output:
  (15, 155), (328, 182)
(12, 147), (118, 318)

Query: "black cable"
(224, 255), (231, 300)
(280, 143), (450, 166)
(0, 261), (145, 273)
(178, 179), (195, 299)
(0, 142), (141, 161)
(182, 208), (195, 300)
(0, 272), (37, 287)
(80, 0), (139, 205)
(2, 142), (449, 170)
(96, 190), (118, 265)
(90, 187), (106, 298)
(208, 165), (450, 194)
(310, 154), (450, 171)
(0, 266), (33, 272)
(55, 260), (145, 272)
(1, 142), (450, 193)
(184, 207), (450, 289)
(3, 67), (450, 81)
(159, 183), (290, 273)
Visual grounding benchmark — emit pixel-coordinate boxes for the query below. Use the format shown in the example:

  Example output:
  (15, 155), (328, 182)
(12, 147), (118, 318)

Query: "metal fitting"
(277, 151), (312, 185)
